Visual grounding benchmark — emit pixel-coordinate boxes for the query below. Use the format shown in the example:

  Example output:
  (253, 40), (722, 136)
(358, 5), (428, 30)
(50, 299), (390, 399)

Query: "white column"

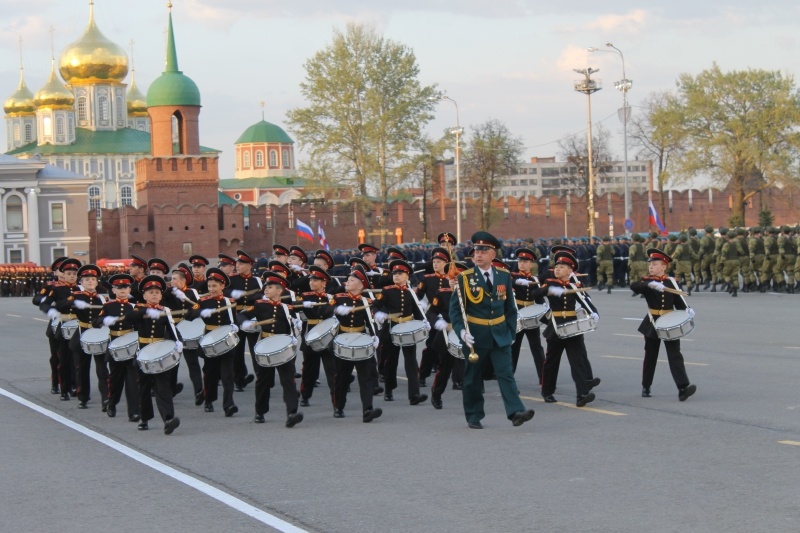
(25, 187), (41, 265)
(0, 188), (5, 261)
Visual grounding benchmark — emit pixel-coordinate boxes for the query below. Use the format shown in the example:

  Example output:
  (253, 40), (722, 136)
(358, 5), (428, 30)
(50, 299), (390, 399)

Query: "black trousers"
(138, 369), (173, 423)
(233, 331), (258, 386)
(541, 334), (591, 398)
(380, 326), (420, 399)
(430, 330), (463, 397)
(46, 327), (59, 389)
(511, 327), (545, 380)
(202, 351), (236, 410)
(299, 344), (335, 403)
(71, 333), (108, 404)
(253, 356), (299, 417)
(56, 336), (74, 394)
(107, 357), (139, 417)
(642, 336), (690, 390)
(182, 348), (204, 396)
(333, 356), (375, 412)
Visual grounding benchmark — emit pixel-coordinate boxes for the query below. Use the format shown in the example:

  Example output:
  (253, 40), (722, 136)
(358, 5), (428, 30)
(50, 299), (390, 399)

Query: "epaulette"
(334, 292), (350, 298)
(461, 268), (474, 275)
(495, 267), (509, 273)
(423, 273), (438, 278)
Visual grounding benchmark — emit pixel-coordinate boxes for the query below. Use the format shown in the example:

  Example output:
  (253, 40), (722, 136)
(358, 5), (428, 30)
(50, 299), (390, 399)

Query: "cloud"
(0, 14), (51, 51)
(585, 9), (648, 34)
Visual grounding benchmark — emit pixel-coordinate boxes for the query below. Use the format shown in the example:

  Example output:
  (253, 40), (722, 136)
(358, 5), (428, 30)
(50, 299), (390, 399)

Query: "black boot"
(710, 283), (717, 293)
(731, 286), (738, 297)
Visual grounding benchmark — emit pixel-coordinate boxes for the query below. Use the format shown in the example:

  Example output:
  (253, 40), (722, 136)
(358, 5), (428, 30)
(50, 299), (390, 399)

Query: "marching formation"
(32, 229), (702, 435)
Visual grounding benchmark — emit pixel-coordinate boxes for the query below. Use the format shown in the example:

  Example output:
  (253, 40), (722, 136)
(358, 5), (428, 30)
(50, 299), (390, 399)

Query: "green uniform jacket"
(450, 266), (518, 350)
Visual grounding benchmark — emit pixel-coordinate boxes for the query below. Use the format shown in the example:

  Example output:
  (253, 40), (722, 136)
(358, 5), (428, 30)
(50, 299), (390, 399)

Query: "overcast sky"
(2, 1), (799, 184)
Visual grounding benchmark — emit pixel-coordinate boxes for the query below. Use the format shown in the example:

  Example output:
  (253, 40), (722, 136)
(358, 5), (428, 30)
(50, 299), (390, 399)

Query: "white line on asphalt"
(778, 440), (800, 446)
(621, 318), (641, 321)
(784, 347), (800, 350)
(614, 333), (639, 337)
(0, 387), (309, 533)
(601, 355), (709, 366)
(33, 317), (48, 322)
(6, 314), (21, 317)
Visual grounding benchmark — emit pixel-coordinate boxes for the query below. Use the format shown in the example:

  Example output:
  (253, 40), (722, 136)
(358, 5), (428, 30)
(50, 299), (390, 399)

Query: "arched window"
(88, 186), (101, 211)
(56, 117), (65, 136)
(99, 96), (109, 122)
(120, 186), (133, 206)
(5, 196), (23, 231)
(282, 149), (290, 169)
(243, 151), (250, 168)
(255, 151), (264, 167)
(116, 96), (123, 124)
(24, 123), (32, 142)
(269, 150), (278, 167)
(78, 97), (87, 121)
(13, 124), (20, 142)
(42, 116), (52, 136)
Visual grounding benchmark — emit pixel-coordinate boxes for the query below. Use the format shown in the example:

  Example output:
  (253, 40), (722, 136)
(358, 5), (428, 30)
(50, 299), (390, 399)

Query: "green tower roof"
(235, 120), (294, 144)
(146, 7), (200, 107)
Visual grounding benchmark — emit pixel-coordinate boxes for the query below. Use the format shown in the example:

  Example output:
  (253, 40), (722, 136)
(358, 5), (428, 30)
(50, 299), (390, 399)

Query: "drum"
(253, 335), (297, 367)
(306, 317), (339, 352)
(176, 318), (206, 349)
(199, 325), (239, 357)
(446, 329), (465, 360)
(50, 317), (61, 336)
(517, 303), (549, 330)
(240, 319), (262, 334)
(137, 340), (182, 374)
(108, 332), (139, 361)
(79, 327), (110, 355)
(654, 309), (695, 340)
(554, 308), (598, 339)
(60, 319), (79, 339)
(333, 333), (375, 361)
(390, 320), (427, 347)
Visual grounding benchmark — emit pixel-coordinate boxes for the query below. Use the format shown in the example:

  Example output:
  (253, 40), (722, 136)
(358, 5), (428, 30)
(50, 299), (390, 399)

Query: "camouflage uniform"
(672, 234), (695, 294)
(777, 226), (797, 294)
(595, 236), (614, 293)
(699, 225), (715, 290)
(748, 228), (766, 292)
(712, 227), (728, 291)
(720, 232), (744, 297)
(628, 234), (648, 289)
(735, 228), (753, 292)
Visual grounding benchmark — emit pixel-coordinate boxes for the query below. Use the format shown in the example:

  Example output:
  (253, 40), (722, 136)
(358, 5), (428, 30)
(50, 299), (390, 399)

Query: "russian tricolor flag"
(318, 223), (329, 251)
(648, 199), (667, 235)
(296, 219), (315, 242)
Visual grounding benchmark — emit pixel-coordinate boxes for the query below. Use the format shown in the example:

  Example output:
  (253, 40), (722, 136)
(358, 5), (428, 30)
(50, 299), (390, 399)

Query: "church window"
(243, 152), (250, 168)
(116, 96), (123, 124)
(56, 117), (64, 136)
(43, 116), (52, 136)
(13, 124), (20, 142)
(78, 97), (87, 120)
(24, 123), (32, 142)
(99, 96), (109, 122)
(282, 149), (290, 169)
(120, 186), (133, 206)
(269, 150), (278, 167)
(255, 151), (264, 167)
(88, 186), (101, 211)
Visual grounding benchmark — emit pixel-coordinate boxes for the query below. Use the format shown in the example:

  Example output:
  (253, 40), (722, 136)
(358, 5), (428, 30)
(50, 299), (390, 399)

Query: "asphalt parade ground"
(1, 290), (798, 533)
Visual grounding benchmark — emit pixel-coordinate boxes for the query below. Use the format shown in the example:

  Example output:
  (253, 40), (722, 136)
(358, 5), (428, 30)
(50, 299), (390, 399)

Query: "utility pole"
(573, 68), (602, 238)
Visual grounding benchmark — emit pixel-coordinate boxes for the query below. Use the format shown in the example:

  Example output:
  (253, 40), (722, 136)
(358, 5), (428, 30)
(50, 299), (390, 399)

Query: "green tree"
(286, 23), (437, 243)
(758, 209), (774, 228)
(655, 64), (800, 225)
(409, 134), (451, 242)
(461, 119), (524, 231)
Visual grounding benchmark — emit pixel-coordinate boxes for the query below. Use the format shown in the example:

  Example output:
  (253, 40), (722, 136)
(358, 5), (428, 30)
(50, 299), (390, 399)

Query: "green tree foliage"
(654, 64), (800, 225)
(461, 119), (524, 231)
(286, 23), (437, 239)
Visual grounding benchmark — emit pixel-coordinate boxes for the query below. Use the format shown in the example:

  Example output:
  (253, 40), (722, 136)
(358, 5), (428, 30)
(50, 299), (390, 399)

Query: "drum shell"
(253, 335), (297, 367)
(137, 340), (181, 374)
(654, 310), (695, 340)
(518, 303), (548, 330)
(177, 318), (206, 349)
(446, 329), (465, 360)
(306, 318), (339, 352)
(554, 308), (597, 339)
(108, 332), (139, 361)
(60, 319), (79, 339)
(390, 320), (427, 347)
(333, 333), (375, 361)
(199, 325), (239, 357)
(79, 327), (110, 355)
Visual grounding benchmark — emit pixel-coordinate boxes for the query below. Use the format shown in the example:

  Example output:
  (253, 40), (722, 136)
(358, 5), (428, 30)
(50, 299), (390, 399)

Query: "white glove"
(72, 299), (89, 310)
(230, 289), (245, 299)
(372, 335), (380, 348)
(302, 300), (314, 308)
(290, 336), (298, 346)
(434, 317), (448, 331)
(590, 312), (600, 323)
(686, 308), (696, 318)
(230, 324), (239, 333)
(102, 316), (117, 327)
(460, 330), (475, 347)
(175, 341), (183, 352)
(200, 308), (213, 318)
(290, 264), (303, 272)
(146, 308), (162, 320)
(648, 281), (666, 292)
(374, 311), (388, 325)
(366, 270), (379, 276)
(172, 287), (188, 301)
(515, 278), (532, 287)
(47, 308), (60, 320)
(292, 318), (303, 331)
(423, 320), (431, 332)
(548, 286), (565, 297)
(244, 319), (258, 331)
(335, 305), (351, 316)
(419, 299), (429, 313)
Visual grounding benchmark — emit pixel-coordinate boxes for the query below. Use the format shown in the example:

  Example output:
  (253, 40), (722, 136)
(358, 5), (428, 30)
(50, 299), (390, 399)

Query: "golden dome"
(4, 70), (36, 115)
(34, 61), (75, 109)
(59, 3), (128, 85)
(127, 76), (148, 116)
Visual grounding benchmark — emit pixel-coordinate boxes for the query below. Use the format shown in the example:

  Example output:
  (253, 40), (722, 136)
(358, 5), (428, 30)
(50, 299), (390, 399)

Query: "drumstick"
(251, 318), (276, 326)
(663, 287), (689, 296)
(288, 302), (329, 308)
(563, 288), (593, 294)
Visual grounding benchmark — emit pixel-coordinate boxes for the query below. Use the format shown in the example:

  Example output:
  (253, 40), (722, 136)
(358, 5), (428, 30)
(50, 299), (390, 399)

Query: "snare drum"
(390, 320), (427, 347)
(654, 309), (695, 340)
(176, 318), (206, 349)
(332, 333), (375, 361)
(50, 317), (61, 336)
(79, 327), (110, 355)
(253, 335), (297, 367)
(306, 318), (339, 352)
(554, 308), (597, 339)
(108, 331), (139, 361)
(137, 340), (182, 374)
(446, 329), (465, 360)
(60, 319), (79, 339)
(517, 303), (549, 330)
(199, 325), (239, 357)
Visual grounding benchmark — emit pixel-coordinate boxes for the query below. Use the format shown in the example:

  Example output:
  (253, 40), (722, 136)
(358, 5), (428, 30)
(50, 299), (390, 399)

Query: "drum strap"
(225, 299), (235, 324)
(280, 303), (295, 336)
(165, 308), (180, 342)
(668, 277), (689, 309)
(361, 296), (378, 336)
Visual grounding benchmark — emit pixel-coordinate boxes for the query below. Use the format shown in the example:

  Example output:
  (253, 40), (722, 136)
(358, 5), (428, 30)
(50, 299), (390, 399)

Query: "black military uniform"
(429, 261), (467, 409)
(33, 256), (68, 394)
(630, 248), (697, 401)
(239, 272), (303, 427)
(95, 274), (139, 420)
(163, 263), (203, 404)
(129, 254), (148, 303)
(226, 249), (261, 391)
(510, 247), (546, 381)
(297, 266), (336, 406)
(416, 247), (452, 385)
(189, 255), (210, 295)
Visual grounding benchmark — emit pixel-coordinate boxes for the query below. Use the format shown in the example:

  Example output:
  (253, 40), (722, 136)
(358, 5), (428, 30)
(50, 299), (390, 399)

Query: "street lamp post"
(573, 68), (601, 238)
(431, 95), (463, 243)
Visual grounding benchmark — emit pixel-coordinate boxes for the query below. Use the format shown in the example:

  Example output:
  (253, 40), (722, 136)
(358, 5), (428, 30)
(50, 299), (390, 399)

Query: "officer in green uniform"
(450, 231), (534, 430)
(748, 227), (766, 292)
(595, 235), (614, 293)
(672, 233), (695, 294)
